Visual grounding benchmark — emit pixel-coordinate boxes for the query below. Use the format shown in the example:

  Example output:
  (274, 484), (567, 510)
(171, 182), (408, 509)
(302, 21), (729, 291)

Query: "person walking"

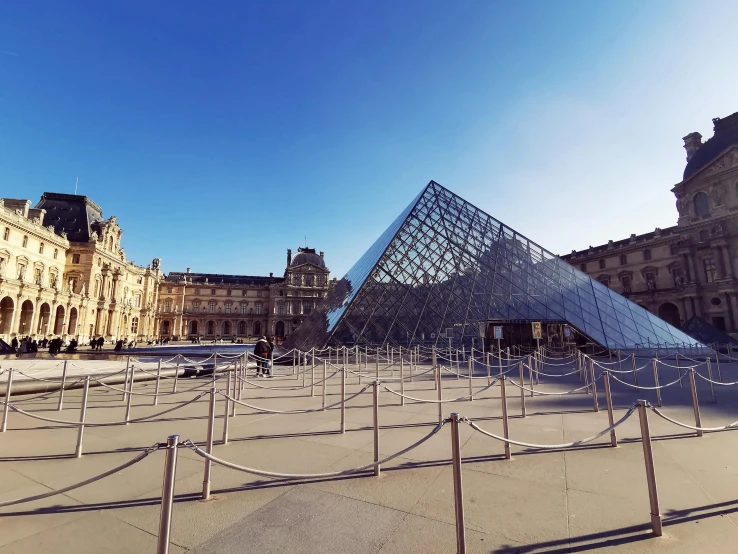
(254, 335), (270, 377)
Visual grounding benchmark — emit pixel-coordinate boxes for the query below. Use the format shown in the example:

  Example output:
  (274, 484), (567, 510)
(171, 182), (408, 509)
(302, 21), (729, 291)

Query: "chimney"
(683, 132), (703, 162)
(270, 272), (273, 278)
(186, 268), (191, 274)
(319, 251), (324, 259)
(287, 248), (292, 266)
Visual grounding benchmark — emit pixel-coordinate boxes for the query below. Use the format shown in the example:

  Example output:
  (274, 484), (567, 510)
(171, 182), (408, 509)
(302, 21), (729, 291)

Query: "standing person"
(11, 337), (18, 353)
(265, 336), (275, 377)
(254, 335), (269, 377)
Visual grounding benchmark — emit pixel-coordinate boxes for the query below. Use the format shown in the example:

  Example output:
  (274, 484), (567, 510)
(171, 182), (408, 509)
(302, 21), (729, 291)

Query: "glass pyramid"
(286, 181), (702, 350)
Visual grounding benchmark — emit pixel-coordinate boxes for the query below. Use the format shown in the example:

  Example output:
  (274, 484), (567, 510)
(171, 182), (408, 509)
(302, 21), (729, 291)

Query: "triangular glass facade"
(286, 181), (702, 350)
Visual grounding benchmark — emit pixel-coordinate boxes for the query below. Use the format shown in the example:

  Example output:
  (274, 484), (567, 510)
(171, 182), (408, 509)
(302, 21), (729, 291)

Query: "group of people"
(90, 336), (106, 351)
(10, 336), (76, 357)
(253, 335), (275, 377)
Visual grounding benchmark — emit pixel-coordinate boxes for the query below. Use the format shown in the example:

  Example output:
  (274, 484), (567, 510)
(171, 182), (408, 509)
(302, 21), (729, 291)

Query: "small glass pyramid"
(286, 181), (702, 350)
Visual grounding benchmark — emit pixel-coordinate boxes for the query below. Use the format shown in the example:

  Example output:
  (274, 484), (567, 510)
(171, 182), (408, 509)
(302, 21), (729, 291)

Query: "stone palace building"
(0, 191), (330, 344)
(563, 110), (738, 338)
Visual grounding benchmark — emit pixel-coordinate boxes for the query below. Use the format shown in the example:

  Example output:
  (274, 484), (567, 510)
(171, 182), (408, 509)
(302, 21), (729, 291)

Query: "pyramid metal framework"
(286, 181), (701, 350)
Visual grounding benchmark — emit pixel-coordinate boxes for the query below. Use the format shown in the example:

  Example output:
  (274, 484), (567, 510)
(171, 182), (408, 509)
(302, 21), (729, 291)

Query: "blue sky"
(2, 1), (737, 278)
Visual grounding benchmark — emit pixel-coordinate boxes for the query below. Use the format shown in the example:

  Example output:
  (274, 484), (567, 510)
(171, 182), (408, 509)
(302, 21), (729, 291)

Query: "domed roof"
(683, 112), (738, 181)
(290, 247), (325, 268)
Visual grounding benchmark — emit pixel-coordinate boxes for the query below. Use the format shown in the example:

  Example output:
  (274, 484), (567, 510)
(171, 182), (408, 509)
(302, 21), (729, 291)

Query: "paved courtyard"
(1, 350), (737, 553)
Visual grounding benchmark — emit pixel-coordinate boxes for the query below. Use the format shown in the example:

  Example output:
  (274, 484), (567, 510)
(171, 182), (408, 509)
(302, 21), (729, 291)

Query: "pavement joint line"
(563, 412), (573, 550)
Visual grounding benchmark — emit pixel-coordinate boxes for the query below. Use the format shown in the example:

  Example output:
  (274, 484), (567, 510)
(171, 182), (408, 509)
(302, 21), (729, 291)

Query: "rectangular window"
(619, 254), (627, 265)
(304, 303), (313, 315)
(240, 302), (247, 314)
(580, 263), (586, 272)
(3, 228), (8, 240)
(255, 303), (262, 315)
(227, 289), (232, 296)
(257, 291), (263, 297)
(644, 249), (652, 261)
(211, 289), (216, 295)
(645, 271), (656, 290)
(704, 258), (717, 283)
(39, 243), (44, 254)
(72, 253), (80, 264)
(34, 268), (42, 285)
(277, 302), (284, 315)
(164, 300), (172, 312)
(53, 249), (58, 259)
(22, 236), (28, 248)
(167, 287), (172, 293)
(209, 301), (216, 313)
(195, 288), (201, 294)
(598, 259), (605, 269)
(192, 301), (200, 310)
(621, 276), (632, 293)
(242, 290), (246, 296)
(225, 302), (231, 313)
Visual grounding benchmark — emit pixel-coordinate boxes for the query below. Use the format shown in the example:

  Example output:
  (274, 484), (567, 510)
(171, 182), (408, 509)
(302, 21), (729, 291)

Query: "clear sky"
(1, 1), (737, 278)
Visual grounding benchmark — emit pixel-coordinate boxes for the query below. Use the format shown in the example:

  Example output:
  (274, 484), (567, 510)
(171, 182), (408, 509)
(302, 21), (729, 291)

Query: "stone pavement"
(1, 352), (738, 553)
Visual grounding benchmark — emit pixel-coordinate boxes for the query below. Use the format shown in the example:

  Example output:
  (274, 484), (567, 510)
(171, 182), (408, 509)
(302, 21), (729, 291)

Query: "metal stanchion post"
(125, 365), (136, 425)
(688, 369), (703, 437)
(340, 367), (346, 434)
(75, 377), (90, 458)
(676, 352), (682, 389)
(303, 353), (307, 388)
(437, 353), (443, 424)
(487, 352), (491, 385)
(173, 357), (180, 393)
(311, 349), (315, 397)
(376, 347), (380, 379)
(603, 371), (617, 447)
(468, 357), (473, 401)
(157, 434), (179, 554)
(500, 376), (511, 460)
(57, 360), (68, 410)
(154, 359), (162, 406)
(636, 401), (662, 537)
(518, 361), (526, 418)
(632, 353), (639, 390)
(432, 346), (438, 391)
(706, 358), (716, 402)
(1, 368), (13, 432)
(293, 350), (296, 376)
(456, 349), (460, 380)
(400, 357), (405, 406)
(202, 388), (216, 500)
(590, 359), (599, 412)
(123, 356), (130, 402)
(322, 360), (327, 411)
(528, 355), (534, 398)
(652, 359), (662, 407)
(373, 380), (380, 476)
(449, 413), (467, 554)
(715, 349), (722, 382)
(222, 372), (231, 445)
(213, 353), (218, 384)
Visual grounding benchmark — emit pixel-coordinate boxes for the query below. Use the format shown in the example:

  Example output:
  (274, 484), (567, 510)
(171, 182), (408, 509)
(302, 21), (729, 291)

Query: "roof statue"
(285, 180), (702, 351)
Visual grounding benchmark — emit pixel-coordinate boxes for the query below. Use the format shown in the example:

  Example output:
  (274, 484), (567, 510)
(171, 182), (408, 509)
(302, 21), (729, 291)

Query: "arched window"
(238, 321), (246, 335)
(694, 192), (710, 216)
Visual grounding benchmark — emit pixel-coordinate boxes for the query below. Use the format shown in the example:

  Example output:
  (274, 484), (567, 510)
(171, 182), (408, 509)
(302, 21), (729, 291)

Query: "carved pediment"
(704, 147), (738, 176)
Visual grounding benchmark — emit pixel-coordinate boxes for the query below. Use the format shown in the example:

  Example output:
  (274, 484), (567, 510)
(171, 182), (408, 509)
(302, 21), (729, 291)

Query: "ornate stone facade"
(562, 110), (738, 337)
(156, 248), (331, 340)
(0, 193), (162, 344)
(1, 190), (333, 345)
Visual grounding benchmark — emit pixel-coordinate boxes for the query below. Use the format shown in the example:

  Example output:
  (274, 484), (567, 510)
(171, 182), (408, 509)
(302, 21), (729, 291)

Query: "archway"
(0, 297), (14, 335)
(19, 300), (34, 336)
(223, 321), (232, 336)
(54, 305), (65, 335)
(206, 320), (215, 336)
(67, 307), (78, 336)
(253, 321), (262, 337)
(37, 303), (51, 336)
(190, 320), (198, 335)
(657, 302), (680, 328)
(275, 321), (285, 338)
(237, 321), (246, 336)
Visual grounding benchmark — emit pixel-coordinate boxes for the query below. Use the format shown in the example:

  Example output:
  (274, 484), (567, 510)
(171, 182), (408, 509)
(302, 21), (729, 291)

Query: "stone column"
(691, 296), (703, 318)
(725, 293), (736, 332)
(10, 295), (21, 337)
(680, 297), (690, 320)
(28, 298), (39, 339)
(716, 247), (727, 279)
(721, 245), (734, 278)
